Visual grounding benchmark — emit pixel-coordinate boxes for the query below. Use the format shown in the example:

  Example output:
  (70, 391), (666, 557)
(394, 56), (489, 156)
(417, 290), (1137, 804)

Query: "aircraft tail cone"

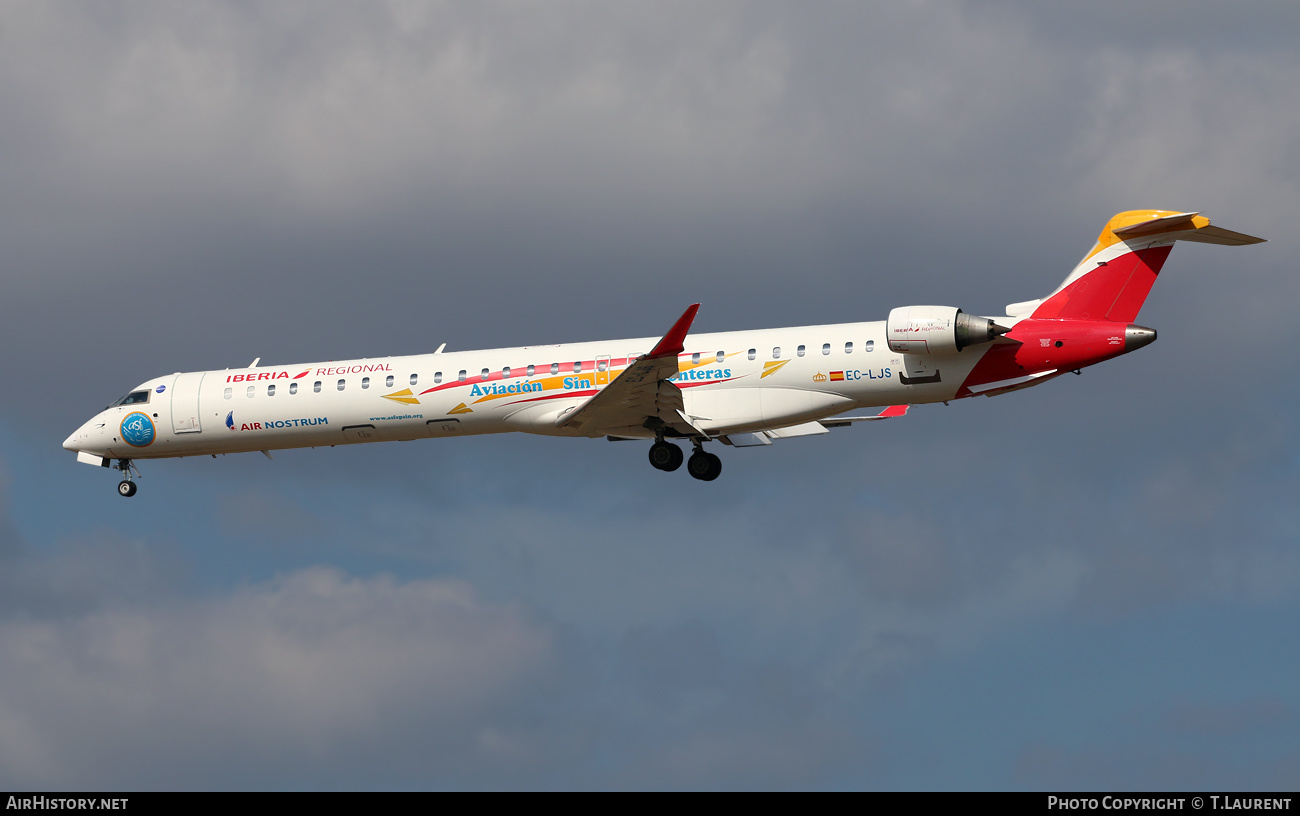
(1125, 324), (1157, 351)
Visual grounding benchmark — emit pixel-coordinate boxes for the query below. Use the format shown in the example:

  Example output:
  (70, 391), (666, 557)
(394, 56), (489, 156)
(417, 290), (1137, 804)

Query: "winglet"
(647, 304), (700, 359)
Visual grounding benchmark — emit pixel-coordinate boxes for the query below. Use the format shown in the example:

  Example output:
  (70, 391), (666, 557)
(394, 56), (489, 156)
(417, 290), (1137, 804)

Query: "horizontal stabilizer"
(1177, 224), (1266, 246)
(1111, 212), (1264, 245)
(1111, 211), (1202, 237)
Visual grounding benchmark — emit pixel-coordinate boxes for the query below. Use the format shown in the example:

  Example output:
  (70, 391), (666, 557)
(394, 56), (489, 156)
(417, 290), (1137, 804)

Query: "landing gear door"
(171, 372), (206, 433)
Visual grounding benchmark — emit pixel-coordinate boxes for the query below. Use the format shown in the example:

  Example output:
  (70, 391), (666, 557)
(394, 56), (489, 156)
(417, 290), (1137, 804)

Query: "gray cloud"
(0, 564), (559, 789)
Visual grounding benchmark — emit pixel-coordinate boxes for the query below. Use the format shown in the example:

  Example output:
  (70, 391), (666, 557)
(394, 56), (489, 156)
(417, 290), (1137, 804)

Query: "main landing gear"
(648, 440), (684, 472)
(115, 459), (138, 498)
(648, 439), (722, 482)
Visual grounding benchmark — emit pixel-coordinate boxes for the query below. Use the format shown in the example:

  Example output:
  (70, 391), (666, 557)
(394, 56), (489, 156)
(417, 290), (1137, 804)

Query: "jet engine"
(886, 306), (1009, 355)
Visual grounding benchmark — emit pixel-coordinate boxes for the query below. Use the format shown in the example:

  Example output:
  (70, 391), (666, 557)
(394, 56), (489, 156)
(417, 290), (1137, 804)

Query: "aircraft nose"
(63, 431), (81, 451)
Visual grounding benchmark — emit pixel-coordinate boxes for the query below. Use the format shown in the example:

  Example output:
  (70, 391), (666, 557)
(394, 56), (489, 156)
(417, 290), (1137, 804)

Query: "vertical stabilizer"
(1014, 210), (1264, 323)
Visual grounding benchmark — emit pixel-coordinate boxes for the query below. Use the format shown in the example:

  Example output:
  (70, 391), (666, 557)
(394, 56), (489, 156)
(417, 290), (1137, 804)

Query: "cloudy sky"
(2, 0), (1297, 790)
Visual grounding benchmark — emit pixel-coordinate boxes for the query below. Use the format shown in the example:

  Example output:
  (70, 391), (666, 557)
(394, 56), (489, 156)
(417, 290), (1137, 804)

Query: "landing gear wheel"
(117, 480), (137, 498)
(648, 441), (684, 472)
(686, 450), (722, 482)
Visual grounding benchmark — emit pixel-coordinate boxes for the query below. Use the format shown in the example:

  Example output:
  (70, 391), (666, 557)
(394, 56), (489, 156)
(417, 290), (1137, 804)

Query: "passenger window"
(748, 348), (756, 361)
(410, 374), (418, 386)
(362, 377), (370, 389)
(503, 366), (512, 377)
(597, 359), (607, 372)
(337, 379), (346, 391)
(574, 361), (582, 374)
(481, 368), (490, 380)
(246, 385), (255, 398)
(551, 363), (559, 375)
(314, 381), (322, 393)
(716, 351), (725, 363)
(691, 352), (700, 365)
(797, 345), (806, 357)
(224, 387), (232, 400)
(458, 370), (466, 381)
(386, 375), (394, 388)
(268, 384), (276, 396)
(865, 340), (875, 352)
(822, 343), (831, 355)
(434, 371), (442, 384)
(845, 342), (853, 354)
(773, 347), (781, 358)
(289, 382), (298, 395)
(527, 364), (536, 376)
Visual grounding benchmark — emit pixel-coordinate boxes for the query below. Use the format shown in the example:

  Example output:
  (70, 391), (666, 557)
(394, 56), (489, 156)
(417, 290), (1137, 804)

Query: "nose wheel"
(114, 459), (139, 498)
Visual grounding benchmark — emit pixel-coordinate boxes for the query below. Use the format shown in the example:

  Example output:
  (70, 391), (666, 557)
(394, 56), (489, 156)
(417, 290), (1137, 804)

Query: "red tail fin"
(1016, 210), (1264, 323)
(1031, 245), (1172, 323)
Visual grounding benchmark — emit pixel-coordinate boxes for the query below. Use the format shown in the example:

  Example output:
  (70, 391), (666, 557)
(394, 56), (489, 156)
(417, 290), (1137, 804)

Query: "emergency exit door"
(171, 372), (206, 433)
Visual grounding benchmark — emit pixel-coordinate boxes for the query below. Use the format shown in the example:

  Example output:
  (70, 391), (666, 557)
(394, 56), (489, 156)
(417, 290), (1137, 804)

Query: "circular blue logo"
(155, 384), (167, 394)
(121, 412), (156, 447)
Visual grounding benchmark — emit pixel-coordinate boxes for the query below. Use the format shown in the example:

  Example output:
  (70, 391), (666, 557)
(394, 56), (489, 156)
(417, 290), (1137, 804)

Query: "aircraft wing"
(819, 404), (910, 426)
(717, 405), (909, 447)
(555, 304), (701, 436)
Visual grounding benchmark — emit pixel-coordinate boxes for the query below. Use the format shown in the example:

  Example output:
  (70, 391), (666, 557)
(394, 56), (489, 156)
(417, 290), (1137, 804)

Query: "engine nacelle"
(886, 305), (1007, 355)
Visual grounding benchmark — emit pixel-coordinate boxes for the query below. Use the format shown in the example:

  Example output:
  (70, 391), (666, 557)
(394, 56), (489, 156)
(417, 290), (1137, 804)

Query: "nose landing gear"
(114, 459), (138, 498)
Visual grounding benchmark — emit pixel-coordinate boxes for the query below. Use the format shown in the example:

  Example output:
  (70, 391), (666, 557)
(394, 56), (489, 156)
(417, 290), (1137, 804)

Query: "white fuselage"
(64, 319), (989, 461)
(63, 208), (1264, 494)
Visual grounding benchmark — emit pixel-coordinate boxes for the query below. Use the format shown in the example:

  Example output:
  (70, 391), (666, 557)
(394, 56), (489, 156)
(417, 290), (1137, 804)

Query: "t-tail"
(958, 210), (1264, 398)
(1008, 210), (1265, 323)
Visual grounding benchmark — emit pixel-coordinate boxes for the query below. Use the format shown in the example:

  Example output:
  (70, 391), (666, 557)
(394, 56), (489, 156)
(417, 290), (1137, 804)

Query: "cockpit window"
(108, 390), (151, 408)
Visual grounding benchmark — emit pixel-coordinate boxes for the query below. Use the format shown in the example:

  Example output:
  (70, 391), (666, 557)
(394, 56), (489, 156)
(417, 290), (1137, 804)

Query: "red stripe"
(417, 358), (635, 396)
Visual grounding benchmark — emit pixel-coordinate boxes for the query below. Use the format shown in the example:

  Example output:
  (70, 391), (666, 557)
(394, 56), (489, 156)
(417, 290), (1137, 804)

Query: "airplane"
(63, 210), (1263, 496)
